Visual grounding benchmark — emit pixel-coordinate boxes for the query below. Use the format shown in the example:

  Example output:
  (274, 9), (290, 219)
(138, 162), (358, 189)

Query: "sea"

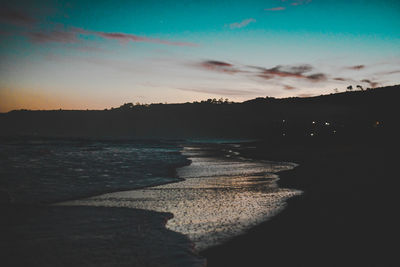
(0, 139), (189, 204)
(1, 139), (301, 266)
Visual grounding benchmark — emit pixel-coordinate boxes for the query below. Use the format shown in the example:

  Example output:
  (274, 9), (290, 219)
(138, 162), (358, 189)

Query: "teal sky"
(1, 0), (399, 111)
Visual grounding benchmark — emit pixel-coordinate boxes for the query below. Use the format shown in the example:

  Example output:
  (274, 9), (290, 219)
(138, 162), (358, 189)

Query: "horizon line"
(1, 85), (392, 113)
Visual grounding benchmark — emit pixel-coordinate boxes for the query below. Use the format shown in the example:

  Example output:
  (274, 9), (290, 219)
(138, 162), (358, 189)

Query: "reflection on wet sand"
(59, 146), (302, 251)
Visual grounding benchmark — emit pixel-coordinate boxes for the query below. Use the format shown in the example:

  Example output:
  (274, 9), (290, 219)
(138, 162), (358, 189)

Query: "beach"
(202, 135), (398, 266)
(1, 140), (301, 266)
(2, 205), (205, 267)
(1, 0), (398, 263)
(2, 135), (398, 266)
(1, 140), (206, 267)
(59, 144), (301, 252)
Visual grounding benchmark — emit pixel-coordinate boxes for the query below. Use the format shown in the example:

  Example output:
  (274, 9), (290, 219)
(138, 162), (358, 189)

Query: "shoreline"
(1, 141), (207, 267)
(0, 139), (191, 205)
(5, 141), (291, 267)
(5, 138), (396, 266)
(1, 204), (206, 267)
(58, 143), (300, 253)
(201, 137), (398, 266)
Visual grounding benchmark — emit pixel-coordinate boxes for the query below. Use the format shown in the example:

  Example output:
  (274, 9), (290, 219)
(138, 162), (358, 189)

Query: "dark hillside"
(0, 85), (398, 140)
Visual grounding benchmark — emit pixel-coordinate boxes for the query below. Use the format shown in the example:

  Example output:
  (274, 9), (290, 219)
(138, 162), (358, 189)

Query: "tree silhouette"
(119, 103), (134, 110)
(356, 85), (364, 91)
(347, 85), (353, 91)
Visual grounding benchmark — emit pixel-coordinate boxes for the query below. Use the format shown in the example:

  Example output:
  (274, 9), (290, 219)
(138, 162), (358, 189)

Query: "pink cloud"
(348, 65), (365, 70)
(1, 7), (197, 48)
(0, 8), (37, 27)
(254, 65), (326, 82)
(263, 69), (304, 79)
(28, 30), (78, 44)
(291, 0), (312, 6)
(0, 29), (11, 37)
(177, 87), (263, 96)
(1, 6), (190, 48)
(297, 93), (315, 98)
(91, 31), (197, 47)
(284, 85), (296, 90)
(265, 7), (286, 11)
(229, 18), (256, 29)
(334, 77), (350, 81)
(73, 46), (106, 52)
(197, 60), (240, 74)
(306, 73), (327, 82)
(70, 28), (197, 47)
(265, 0), (311, 11)
(379, 70), (400, 75)
(197, 61), (328, 83)
(25, 27), (198, 47)
(361, 79), (380, 88)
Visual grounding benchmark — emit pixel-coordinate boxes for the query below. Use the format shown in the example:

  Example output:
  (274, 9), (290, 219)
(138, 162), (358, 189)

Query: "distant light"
(333, 130), (337, 133)
(373, 121), (381, 128)
(282, 133), (286, 136)
(282, 119), (285, 123)
(312, 121), (316, 124)
(310, 133), (314, 136)
(325, 122), (330, 126)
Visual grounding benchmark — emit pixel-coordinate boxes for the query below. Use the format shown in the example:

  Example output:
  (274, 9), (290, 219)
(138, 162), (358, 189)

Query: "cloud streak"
(284, 85), (296, 90)
(1, 8), (197, 48)
(194, 60), (329, 88)
(347, 65), (365, 70)
(361, 79), (380, 88)
(28, 30), (78, 44)
(90, 31), (198, 47)
(266, 0), (311, 11)
(197, 60), (241, 74)
(24, 27), (198, 47)
(265, 7), (286, 11)
(177, 87), (264, 96)
(0, 8), (37, 27)
(297, 93), (315, 98)
(252, 64), (327, 82)
(375, 70), (400, 76)
(333, 77), (351, 82)
(306, 73), (327, 82)
(229, 18), (256, 29)
(291, 0), (312, 6)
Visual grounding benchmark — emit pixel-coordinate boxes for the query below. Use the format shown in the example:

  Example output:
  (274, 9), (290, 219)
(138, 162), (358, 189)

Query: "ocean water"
(0, 139), (189, 204)
(2, 139), (301, 265)
(60, 144), (302, 251)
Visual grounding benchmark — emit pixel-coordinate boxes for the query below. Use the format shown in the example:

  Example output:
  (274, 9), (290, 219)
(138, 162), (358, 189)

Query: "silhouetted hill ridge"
(0, 85), (398, 139)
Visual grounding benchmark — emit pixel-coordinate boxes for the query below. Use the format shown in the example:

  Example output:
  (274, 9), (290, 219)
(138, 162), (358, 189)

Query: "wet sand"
(2, 142), (300, 267)
(202, 136), (399, 266)
(59, 145), (301, 251)
(0, 141), (204, 267)
(1, 205), (205, 267)
(5, 137), (395, 266)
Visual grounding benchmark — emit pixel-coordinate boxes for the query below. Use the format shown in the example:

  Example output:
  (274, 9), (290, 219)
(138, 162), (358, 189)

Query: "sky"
(0, 0), (399, 112)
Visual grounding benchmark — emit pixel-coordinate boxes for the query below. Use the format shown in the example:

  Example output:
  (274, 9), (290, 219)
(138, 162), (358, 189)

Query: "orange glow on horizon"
(0, 87), (105, 112)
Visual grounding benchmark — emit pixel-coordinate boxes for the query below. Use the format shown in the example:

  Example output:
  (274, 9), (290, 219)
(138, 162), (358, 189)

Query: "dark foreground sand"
(1, 205), (205, 267)
(2, 134), (398, 267)
(202, 134), (399, 266)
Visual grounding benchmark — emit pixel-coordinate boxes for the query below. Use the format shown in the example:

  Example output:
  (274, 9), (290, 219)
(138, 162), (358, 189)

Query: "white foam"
(59, 146), (301, 251)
